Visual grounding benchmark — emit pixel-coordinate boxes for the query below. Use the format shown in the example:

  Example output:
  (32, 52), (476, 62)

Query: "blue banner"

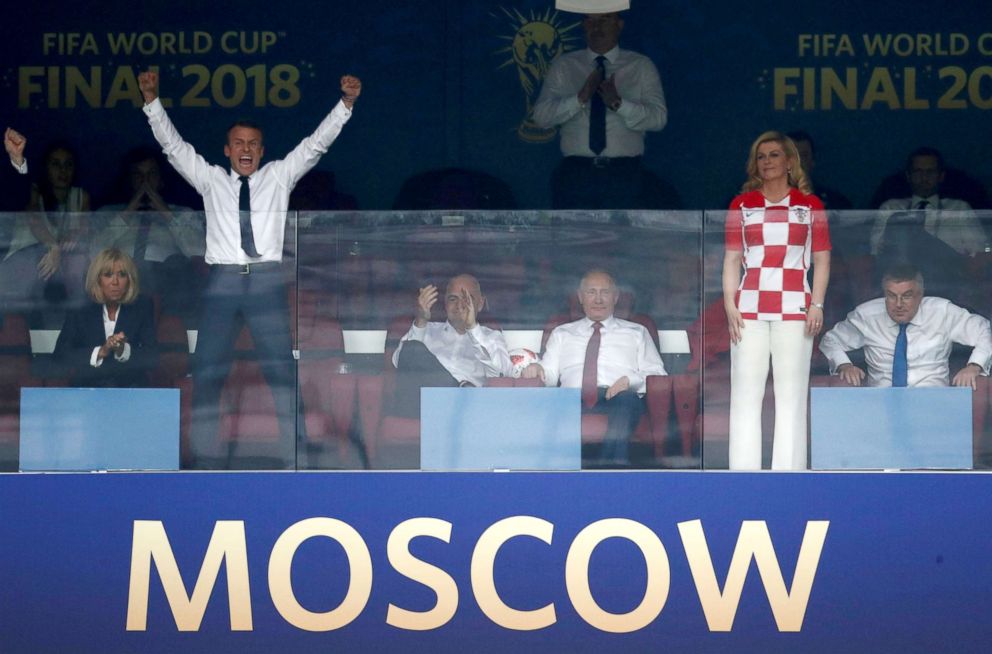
(1, 472), (990, 652)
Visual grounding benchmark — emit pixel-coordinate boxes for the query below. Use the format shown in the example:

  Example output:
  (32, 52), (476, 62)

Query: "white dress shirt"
(392, 321), (512, 387)
(539, 316), (666, 395)
(91, 205), (204, 262)
(819, 296), (992, 387)
(533, 46), (667, 158)
(143, 97), (351, 264)
(871, 195), (986, 256)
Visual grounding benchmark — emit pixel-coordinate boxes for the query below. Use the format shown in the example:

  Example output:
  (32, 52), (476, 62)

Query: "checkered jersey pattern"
(725, 189), (830, 321)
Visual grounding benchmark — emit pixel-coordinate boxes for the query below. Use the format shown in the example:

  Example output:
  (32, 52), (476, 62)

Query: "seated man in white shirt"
(522, 269), (666, 466)
(819, 264), (992, 389)
(870, 147), (987, 256)
(391, 274), (512, 417)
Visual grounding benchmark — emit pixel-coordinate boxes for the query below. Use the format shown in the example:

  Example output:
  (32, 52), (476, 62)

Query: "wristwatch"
(810, 302), (825, 310)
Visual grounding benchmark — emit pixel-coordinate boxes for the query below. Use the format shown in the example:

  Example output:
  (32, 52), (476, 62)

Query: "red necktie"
(582, 321), (602, 408)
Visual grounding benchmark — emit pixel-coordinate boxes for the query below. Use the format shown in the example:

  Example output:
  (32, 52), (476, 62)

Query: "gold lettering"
(65, 66), (101, 109)
(386, 518), (459, 631)
(105, 66), (142, 108)
(268, 517), (372, 631)
(565, 518), (670, 633)
(821, 68), (857, 110)
(125, 520), (252, 632)
(774, 68), (800, 110)
(471, 516), (556, 631)
(903, 68), (930, 110)
(860, 68), (900, 109)
(17, 67), (44, 109)
(678, 520), (829, 632)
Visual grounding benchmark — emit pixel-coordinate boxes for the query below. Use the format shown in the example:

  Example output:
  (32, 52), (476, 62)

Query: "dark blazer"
(1, 158), (30, 211)
(53, 294), (159, 387)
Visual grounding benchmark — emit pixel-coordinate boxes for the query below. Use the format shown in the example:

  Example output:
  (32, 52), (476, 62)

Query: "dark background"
(4, 0), (992, 211)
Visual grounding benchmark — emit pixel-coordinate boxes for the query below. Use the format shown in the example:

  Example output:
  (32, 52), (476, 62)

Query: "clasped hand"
(99, 332), (128, 360)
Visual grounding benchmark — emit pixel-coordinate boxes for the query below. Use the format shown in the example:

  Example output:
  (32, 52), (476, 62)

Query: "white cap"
(556, 0), (630, 13)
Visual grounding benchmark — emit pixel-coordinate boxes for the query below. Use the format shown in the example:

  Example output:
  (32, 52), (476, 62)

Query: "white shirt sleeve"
(615, 58), (667, 132)
(819, 310), (867, 374)
(532, 59), (584, 129)
(539, 328), (563, 388)
(468, 325), (512, 378)
(268, 100), (352, 190)
(143, 98), (217, 196)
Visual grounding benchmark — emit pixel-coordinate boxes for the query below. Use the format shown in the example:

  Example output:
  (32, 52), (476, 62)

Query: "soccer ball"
(509, 348), (540, 378)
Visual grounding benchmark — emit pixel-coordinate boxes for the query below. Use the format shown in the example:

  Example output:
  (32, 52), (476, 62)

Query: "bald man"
(391, 274), (512, 417)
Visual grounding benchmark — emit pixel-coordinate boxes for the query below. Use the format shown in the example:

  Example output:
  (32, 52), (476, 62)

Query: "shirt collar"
(910, 193), (939, 205)
(230, 169), (254, 182)
(587, 46), (620, 65)
(582, 315), (617, 330)
(884, 303), (925, 329)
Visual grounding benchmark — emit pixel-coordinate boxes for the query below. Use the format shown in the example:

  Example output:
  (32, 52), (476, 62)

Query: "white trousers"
(729, 320), (812, 470)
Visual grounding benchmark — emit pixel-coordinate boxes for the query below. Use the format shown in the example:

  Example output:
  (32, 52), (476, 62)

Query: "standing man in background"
(533, 2), (667, 209)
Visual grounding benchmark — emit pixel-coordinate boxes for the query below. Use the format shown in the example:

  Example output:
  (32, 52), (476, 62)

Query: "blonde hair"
(740, 130), (812, 195)
(85, 248), (140, 305)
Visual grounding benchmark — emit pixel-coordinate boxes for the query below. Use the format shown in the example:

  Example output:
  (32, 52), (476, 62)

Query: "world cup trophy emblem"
(495, 7), (580, 143)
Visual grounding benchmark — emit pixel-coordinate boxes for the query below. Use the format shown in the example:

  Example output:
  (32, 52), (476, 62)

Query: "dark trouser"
(392, 340), (459, 418)
(139, 255), (199, 320)
(551, 156), (644, 210)
(190, 264), (298, 468)
(586, 387), (644, 465)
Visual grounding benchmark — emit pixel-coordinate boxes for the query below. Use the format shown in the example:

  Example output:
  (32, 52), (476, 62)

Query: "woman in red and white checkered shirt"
(722, 131), (831, 470)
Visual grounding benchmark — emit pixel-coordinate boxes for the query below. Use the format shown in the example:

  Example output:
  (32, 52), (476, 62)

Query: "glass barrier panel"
(296, 210), (703, 471)
(702, 208), (992, 471)
(0, 210), (300, 472)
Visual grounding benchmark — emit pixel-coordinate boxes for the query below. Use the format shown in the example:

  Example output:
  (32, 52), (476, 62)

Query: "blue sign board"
(20, 387), (180, 471)
(421, 387), (581, 470)
(2, 471), (991, 652)
(811, 387), (973, 469)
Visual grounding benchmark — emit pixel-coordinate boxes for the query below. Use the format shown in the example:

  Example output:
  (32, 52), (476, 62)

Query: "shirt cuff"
(333, 99), (353, 119)
(90, 347), (103, 368)
(407, 323), (427, 340)
(10, 158), (27, 174)
(827, 355), (852, 375)
(115, 342), (132, 362)
(143, 97), (164, 117)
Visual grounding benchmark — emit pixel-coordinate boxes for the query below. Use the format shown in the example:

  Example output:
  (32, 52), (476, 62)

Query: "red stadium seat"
(0, 313), (37, 467)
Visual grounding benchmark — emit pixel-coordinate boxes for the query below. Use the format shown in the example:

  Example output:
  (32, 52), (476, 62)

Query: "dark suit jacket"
(53, 294), (159, 387)
(0, 158), (30, 211)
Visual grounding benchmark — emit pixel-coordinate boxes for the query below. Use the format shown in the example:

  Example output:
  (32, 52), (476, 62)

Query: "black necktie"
(133, 206), (152, 262)
(238, 175), (259, 257)
(589, 56), (607, 155)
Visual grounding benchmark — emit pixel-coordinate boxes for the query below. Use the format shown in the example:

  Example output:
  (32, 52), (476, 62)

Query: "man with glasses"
(820, 264), (991, 389)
